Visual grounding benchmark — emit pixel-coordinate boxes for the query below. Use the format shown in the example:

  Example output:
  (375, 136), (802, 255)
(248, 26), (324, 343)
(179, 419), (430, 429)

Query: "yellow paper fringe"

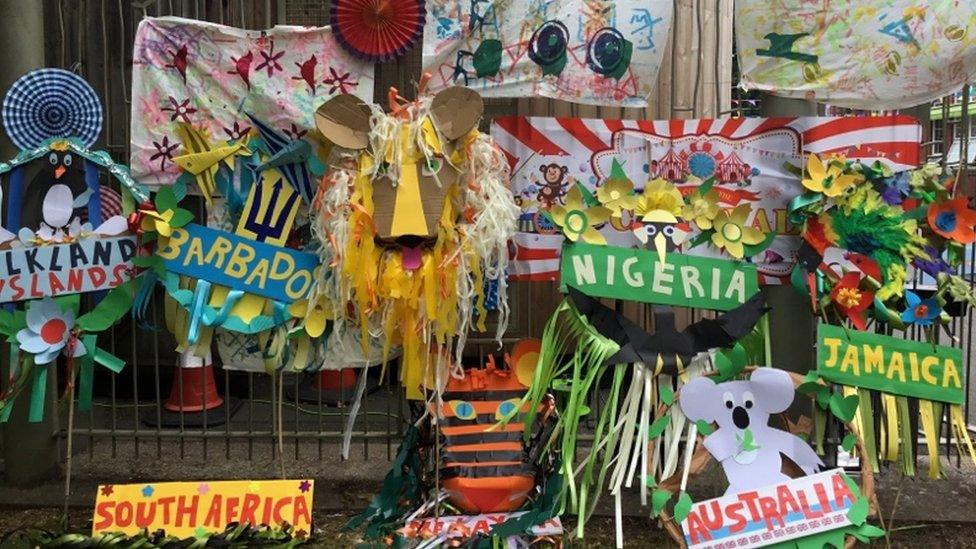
(881, 393), (900, 462)
(950, 404), (976, 465)
(919, 400), (941, 479)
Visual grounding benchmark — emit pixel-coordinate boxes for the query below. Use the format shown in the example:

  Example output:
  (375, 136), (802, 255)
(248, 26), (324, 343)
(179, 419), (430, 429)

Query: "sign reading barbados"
(817, 324), (964, 404)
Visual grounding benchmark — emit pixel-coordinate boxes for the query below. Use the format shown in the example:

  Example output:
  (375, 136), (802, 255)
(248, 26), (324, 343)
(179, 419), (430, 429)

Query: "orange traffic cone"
(164, 351), (223, 412)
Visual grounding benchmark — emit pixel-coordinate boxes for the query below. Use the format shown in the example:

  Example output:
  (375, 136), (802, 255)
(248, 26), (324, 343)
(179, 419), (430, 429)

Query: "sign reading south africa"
(92, 479), (314, 537)
(0, 236), (136, 302)
(158, 223), (318, 303)
(817, 325), (964, 404)
(560, 242), (759, 310)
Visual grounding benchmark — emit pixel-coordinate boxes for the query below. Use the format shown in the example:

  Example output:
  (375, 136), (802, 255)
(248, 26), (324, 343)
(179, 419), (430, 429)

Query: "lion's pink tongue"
(401, 245), (422, 271)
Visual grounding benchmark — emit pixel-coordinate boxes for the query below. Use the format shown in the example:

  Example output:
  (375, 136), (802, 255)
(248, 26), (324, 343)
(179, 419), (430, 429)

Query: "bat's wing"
(683, 292), (768, 354)
(246, 114), (315, 204)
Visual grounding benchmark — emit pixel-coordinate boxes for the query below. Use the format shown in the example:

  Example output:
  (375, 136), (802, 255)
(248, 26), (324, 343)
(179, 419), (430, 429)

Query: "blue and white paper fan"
(2, 68), (103, 150)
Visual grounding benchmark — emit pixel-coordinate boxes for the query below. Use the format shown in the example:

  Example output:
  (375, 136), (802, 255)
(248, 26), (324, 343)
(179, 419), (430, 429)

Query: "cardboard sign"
(158, 223), (318, 304)
(92, 479), (314, 537)
(817, 325), (964, 405)
(681, 469), (856, 549)
(399, 513), (562, 543)
(0, 236), (136, 302)
(560, 242), (758, 310)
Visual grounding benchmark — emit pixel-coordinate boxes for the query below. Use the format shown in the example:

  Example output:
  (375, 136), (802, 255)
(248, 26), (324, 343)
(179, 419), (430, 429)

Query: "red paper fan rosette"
(331, 0), (426, 63)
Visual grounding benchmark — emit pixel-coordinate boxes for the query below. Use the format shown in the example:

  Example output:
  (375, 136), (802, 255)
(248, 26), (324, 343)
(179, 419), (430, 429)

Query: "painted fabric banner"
(422, 0), (673, 107)
(735, 1), (976, 110)
(492, 115), (921, 283)
(130, 16), (375, 188)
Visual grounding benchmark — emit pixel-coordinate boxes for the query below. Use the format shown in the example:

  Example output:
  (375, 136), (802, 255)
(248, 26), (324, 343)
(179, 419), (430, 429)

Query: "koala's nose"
(733, 406), (750, 429)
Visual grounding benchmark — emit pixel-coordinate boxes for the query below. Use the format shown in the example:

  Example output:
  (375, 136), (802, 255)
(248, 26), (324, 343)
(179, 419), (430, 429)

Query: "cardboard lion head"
(313, 87), (518, 399)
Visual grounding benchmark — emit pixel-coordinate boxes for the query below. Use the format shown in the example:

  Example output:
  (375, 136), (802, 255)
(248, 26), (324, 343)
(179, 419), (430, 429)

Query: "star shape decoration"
(323, 68), (357, 94)
(283, 123), (307, 140)
(150, 136), (179, 171)
(197, 483), (210, 495)
(256, 40), (286, 78)
(161, 97), (198, 124)
(298, 480), (311, 493)
(100, 485), (114, 497)
(141, 485), (155, 497)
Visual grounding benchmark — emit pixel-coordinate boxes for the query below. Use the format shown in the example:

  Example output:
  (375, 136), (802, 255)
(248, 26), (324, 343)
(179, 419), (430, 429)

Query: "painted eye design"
(663, 225), (675, 237)
(449, 400), (476, 420)
(645, 225), (658, 236)
(495, 398), (520, 420)
(723, 391), (734, 409)
(49, 153), (58, 165)
(743, 391), (754, 410)
(63, 154), (73, 166)
(422, 157), (443, 176)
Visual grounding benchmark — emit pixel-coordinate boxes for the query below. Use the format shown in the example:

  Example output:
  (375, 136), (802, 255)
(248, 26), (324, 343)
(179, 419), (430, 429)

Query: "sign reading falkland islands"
(0, 236), (136, 302)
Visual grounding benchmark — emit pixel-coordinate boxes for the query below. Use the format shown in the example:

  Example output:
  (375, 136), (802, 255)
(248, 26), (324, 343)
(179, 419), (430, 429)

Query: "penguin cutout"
(20, 148), (92, 242)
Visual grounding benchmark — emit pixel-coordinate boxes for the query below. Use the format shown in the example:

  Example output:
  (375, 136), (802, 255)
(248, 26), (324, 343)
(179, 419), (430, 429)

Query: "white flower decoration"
(15, 298), (85, 364)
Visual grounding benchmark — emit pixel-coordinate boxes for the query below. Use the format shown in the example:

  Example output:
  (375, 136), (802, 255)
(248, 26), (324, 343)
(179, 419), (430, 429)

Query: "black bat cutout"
(566, 286), (768, 375)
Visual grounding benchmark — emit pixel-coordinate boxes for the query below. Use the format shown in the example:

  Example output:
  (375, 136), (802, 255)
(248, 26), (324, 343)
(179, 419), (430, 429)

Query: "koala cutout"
(679, 368), (824, 495)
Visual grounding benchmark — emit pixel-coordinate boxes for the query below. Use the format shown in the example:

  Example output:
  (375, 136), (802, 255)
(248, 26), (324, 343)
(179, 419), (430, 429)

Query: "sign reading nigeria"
(0, 236), (136, 302)
(817, 325), (964, 405)
(158, 223), (318, 304)
(560, 242), (759, 310)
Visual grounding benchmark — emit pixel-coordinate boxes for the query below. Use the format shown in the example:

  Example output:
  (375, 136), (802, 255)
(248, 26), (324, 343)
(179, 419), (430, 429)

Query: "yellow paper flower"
(638, 178), (684, 217)
(549, 186), (611, 245)
(140, 209), (175, 237)
(711, 204), (765, 259)
(802, 154), (863, 197)
(288, 292), (334, 337)
(596, 177), (640, 217)
(682, 189), (720, 230)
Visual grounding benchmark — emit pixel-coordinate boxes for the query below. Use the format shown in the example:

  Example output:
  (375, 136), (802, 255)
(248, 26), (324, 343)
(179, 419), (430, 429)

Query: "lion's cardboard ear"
(510, 339), (541, 388)
(314, 94), (372, 150)
(430, 87), (483, 141)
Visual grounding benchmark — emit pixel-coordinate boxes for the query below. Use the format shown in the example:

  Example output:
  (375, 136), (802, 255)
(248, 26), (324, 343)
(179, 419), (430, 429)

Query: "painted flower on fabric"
(711, 204), (765, 259)
(682, 189), (720, 230)
(829, 272), (874, 331)
(900, 290), (940, 327)
(16, 298), (84, 365)
(637, 178), (684, 217)
(912, 246), (952, 278)
(802, 154), (863, 198)
(595, 177), (639, 217)
(549, 186), (611, 245)
(927, 197), (976, 243)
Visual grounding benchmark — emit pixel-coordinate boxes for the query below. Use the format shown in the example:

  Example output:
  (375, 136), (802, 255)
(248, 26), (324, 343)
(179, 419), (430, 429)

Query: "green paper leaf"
(658, 384), (674, 406)
(803, 370), (819, 383)
(729, 343), (747, 369)
(846, 496), (869, 526)
(651, 489), (671, 517)
(815, 389), (831, 409)
(698, 177), (715, 195)
(648, 415), (670, 440)
(672, 492), (693, 524)
(742, 230), (777, 258)
(168, 208), (195, 228)
(841, 433), (857, 453)
(714, 351), (733, 379)
(695, 420), (714, 436)
(154, 186), (177, 212)
(829, 393), (860, 423)
(852, 523), (885, 540)
(76, 281), (134, 333)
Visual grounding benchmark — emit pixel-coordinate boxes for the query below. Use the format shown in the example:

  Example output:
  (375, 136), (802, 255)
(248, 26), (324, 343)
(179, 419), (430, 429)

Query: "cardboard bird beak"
(653, 231), (668, 264)
(54, 166), (66, 179)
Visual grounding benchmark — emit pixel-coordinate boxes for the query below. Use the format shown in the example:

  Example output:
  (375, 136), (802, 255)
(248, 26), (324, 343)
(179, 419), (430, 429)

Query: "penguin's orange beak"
(54, 166), (66, 179)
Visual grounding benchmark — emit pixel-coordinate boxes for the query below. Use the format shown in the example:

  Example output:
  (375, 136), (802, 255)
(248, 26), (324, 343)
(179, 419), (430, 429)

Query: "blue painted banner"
(158, 223), (318, 303)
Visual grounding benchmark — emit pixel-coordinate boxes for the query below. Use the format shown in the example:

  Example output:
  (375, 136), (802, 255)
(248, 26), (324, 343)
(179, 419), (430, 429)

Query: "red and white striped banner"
(492, 115), (921, 284)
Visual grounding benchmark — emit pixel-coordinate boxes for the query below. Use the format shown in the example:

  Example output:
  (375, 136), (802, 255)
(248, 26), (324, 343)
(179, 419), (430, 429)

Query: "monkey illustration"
(536, 163), (569, 208)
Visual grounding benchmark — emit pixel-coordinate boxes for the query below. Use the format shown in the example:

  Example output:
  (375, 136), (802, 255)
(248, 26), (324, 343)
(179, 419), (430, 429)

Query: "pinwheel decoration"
(330, 0), (426, 62)
(2, 68), (103, 149)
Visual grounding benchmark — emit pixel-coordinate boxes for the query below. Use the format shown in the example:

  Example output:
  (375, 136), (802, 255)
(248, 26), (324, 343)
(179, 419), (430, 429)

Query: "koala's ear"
(561, 166), (568, 174)
(679, 377), (719, 422)
(540, 165), (548, 174)
(750, 367), (795, 414)
(315, 94), (372, 150)
(430, 86), (483, 141)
